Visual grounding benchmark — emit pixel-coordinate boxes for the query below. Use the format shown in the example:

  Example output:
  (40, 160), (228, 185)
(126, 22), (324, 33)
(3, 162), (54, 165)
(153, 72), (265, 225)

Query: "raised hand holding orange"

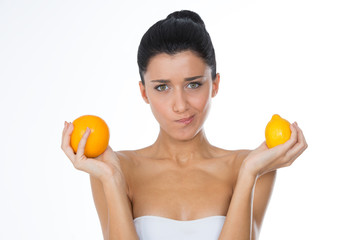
(61, 115), (125, 184)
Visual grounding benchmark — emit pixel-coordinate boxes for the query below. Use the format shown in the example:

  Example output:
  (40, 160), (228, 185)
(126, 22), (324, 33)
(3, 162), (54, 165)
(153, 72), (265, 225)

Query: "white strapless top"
(134, 215), (226, 240)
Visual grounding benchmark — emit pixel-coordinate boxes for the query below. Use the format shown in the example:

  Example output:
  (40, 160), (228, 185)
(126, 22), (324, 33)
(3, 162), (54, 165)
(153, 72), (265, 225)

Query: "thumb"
(255, 141), (268, 151)
(98, 145), (118, 164)
(94, 145), (112, 161)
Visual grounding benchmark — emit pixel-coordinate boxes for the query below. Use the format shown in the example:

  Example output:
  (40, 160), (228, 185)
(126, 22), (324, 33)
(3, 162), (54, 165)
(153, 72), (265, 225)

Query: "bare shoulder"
(234, 148), (251, 158)
(211, 145), (250, 158)
(114, 150), (138, 184)
(113, 150), (140, 179)
(115, 149), (143, 166)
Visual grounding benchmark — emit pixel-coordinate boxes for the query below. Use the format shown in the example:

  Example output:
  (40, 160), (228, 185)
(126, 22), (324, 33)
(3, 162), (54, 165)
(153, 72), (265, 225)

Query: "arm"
(251, 170), (276, 239)
(90, 175), (139, 240)
(90, 176), (110, 240)
(102, 176), (139, 240)
(218, 166), (257, 240)
(218, 167), (255, 240)
(219, 122), (307, 240)
(219, 169), (276, 240)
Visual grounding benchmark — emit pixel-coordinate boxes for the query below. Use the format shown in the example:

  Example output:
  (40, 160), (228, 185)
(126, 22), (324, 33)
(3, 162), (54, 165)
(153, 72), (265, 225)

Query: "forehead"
(144, 51), (210, 82)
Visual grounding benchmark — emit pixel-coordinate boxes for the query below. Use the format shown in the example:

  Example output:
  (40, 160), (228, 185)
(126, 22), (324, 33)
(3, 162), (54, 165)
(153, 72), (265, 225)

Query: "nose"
(172, 89), (189, 113)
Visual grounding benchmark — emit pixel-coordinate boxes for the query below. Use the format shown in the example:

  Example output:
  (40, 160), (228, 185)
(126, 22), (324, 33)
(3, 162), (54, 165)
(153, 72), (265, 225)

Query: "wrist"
(238, 161), (259, 183)
(101, 173), (127, 191)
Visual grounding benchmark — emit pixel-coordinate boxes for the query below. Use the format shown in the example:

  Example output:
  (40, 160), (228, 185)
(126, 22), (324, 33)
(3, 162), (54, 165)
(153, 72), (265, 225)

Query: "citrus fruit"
(265, 114), (291, 148)
(70, 115), (110, 158)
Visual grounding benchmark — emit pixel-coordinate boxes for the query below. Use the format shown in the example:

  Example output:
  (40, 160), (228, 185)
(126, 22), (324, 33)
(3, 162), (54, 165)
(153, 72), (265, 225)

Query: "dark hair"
(137, 10), (217, 85)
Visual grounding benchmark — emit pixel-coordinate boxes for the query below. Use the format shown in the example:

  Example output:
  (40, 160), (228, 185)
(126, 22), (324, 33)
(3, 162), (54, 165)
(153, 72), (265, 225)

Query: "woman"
(61, 10), (307, 240)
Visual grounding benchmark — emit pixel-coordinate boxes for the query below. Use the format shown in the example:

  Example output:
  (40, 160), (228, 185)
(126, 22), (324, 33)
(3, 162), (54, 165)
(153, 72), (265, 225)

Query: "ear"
(139, 81), (149, 104)
(211, 73), (220, 98)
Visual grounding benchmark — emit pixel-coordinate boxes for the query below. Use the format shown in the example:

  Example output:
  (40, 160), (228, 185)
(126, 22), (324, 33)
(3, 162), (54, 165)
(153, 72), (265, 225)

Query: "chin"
(171, 128), (202, 141)
(175, 134), (195, 142)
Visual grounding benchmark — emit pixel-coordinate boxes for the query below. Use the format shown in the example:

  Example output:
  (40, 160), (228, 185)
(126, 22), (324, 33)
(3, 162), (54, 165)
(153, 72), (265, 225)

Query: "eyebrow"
(150, 75), (204, 83)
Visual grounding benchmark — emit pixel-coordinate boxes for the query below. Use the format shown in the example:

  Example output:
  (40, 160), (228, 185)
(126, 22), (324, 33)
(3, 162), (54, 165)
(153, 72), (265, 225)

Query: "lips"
(176, 115), (195, 123)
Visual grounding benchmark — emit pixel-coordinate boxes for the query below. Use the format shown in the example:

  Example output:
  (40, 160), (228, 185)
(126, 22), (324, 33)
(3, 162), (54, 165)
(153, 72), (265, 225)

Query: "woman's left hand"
(241, 122), (308, 179)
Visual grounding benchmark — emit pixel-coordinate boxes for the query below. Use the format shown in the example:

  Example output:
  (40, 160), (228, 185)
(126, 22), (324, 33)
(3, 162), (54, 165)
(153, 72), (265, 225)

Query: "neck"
(149, 127), (214, 165)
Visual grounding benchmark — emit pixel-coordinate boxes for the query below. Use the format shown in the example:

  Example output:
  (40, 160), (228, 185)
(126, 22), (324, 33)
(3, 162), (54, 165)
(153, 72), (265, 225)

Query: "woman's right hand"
(61, 121), (125, 183)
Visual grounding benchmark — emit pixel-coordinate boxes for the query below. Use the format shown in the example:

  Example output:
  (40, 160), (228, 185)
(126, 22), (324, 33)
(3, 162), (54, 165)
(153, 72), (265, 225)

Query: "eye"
(154, 84), (169, 92)
(187, 82), (202, 89)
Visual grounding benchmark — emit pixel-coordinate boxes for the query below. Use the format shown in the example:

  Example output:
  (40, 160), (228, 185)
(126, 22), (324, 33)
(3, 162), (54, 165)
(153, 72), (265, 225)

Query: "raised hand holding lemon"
(240, 114), (307, 178)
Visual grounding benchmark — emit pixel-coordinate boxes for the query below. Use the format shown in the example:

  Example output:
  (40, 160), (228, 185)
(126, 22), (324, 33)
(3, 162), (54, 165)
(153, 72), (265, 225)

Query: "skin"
(61, 50), (307, 240)
(130, 50), (240, 220)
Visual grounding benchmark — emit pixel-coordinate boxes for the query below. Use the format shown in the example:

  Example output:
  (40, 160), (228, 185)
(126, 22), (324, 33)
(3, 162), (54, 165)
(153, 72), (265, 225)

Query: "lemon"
(265, 114), (291, 148)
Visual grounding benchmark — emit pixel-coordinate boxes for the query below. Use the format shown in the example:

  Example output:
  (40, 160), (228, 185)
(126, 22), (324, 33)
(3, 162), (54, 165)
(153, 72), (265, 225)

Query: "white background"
(1, 0), (359, 239)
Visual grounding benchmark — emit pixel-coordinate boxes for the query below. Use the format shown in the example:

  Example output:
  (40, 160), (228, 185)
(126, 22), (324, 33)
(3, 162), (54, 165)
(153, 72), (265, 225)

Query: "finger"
(76, 127), (91, 157)
(62, 121), (67, 135)
(286, 144), (307, 167)
(275, 123), (298, 155)
(62, 122), (77, 163)
(296, 122), (308, 150)
(286, 123), (298, 147)
(61, 121), (69, 142)
(293, 144), (307, 161)
(284, 123), (307, 161)
(291, 123), (307, 151)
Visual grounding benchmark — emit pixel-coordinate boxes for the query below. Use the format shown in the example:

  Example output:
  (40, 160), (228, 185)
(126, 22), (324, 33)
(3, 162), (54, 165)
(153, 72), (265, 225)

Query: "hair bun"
(166, 10), (205, 27)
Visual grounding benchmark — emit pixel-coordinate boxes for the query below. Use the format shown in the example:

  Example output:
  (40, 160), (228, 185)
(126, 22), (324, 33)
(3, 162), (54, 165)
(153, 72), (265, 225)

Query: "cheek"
(188, 89), (211, 110)
(148, 95), (171, 121)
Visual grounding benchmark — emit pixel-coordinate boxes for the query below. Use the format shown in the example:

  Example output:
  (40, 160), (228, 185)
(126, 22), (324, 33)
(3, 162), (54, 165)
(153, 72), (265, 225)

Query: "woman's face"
(139, 50), (220, 141)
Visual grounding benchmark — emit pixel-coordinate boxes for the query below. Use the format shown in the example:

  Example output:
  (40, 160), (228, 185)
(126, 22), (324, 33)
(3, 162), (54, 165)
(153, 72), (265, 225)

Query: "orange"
(265, 114), (291, 148)
(70, 115), (110, 158)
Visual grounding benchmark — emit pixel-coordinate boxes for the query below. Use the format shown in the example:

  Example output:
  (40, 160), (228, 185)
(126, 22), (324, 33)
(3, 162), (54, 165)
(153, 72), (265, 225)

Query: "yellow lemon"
(70, 115), (110, 158)
(265, 114), (291, 148)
